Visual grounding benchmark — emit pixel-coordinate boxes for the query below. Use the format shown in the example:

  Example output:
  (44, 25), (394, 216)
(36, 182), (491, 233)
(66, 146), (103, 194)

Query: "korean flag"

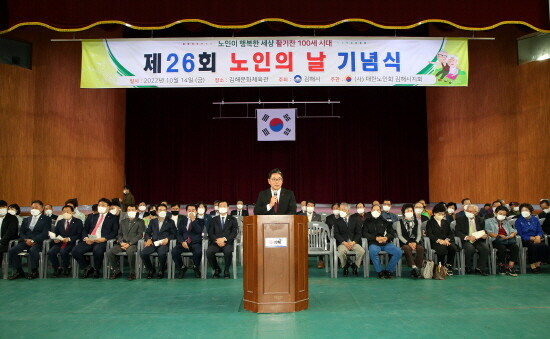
(257, 108), (296, 141)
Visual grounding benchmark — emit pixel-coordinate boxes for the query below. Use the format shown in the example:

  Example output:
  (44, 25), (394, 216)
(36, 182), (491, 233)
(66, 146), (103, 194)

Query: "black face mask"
(171, 211), (179, 216)
(149, 210), (157, 216)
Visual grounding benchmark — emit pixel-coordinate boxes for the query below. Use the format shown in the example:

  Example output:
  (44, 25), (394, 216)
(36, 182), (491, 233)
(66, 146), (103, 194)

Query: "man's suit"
(9, 214), (51, 271)
(47, 217), (83, 269)
(172, 215), (205, 270)
(206, 215), (239, 273)
(230, 209), (249, 217)
(0, 213), (19, 253)
(71, 212), (119, 271)
(140, 217), (176, 272)
(106, 217), (145, 274)
(253, 188), (296, 215)
(333, 215), (365, 268)
(454, 215), (489, 270)
(306, 212), (322, 223)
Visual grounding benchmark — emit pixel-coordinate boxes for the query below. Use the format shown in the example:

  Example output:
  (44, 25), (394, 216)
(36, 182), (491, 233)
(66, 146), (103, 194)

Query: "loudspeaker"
(0, 37), (32, 69)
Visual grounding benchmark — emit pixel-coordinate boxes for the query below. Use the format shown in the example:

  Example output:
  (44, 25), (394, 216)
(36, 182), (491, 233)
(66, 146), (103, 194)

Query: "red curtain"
(2, 0), (549, 33)
(125, 86), (429, 205)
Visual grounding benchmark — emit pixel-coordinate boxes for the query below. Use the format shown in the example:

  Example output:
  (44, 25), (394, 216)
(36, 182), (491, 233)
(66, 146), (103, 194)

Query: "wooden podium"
(242, 215), (309, 313)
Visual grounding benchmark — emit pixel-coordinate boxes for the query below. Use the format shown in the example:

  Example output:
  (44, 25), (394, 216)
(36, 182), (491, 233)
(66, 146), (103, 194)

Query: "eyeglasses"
(270, 178), (282, 182)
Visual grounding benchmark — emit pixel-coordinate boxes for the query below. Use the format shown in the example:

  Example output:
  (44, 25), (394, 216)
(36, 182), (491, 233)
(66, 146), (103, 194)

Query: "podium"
(242, 215), (309, 313)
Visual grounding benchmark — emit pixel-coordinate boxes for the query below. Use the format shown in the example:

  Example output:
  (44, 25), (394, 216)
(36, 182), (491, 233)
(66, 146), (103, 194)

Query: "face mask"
(197, 207), (206, 215)
(463, 204), (469, 211)
(357, 208), (365, 214)
(465, 212), (475, 219)
(63, 213), (72, 220)
(492, 207), (496, 212)
(197, 214), (204, 219)
(333, 209), (340, 216)
(8, 209), (16, 216)
(171, 211), (179, 216)
(138, 205), (146, 212)
(127, 211), (137, 219)
(521, 211), (531, 218)
(371, 211), (381, 219)
(339, 210), (347, 218)
(447, 208), (455, 214)
(123, 190), (127, 194)
(382, 205), (391, 212)
(214, 206), (219, 211)
(544, 208), (550, 214)
(237, 204), (244, 210)
(218, 207), (228, 214)
(158, 211), (167, 218)
(301, 206), (307, 212)
(404, 212), (414, 219)
(188, 212), (195, 218)
(513, 206), (519, 212)
(110, 209), (118, 215)
(414, 208), (423, 214)
(306, 206), (314, 213)
(149, 210), (157, 217)
(496, 214), (506, 221)
(30, 209), (41, 216)
(434, 214), (444, 221)
(45, 209), (53, 216)
(98, 206), (107, 214)
(0, 208), (7, 216)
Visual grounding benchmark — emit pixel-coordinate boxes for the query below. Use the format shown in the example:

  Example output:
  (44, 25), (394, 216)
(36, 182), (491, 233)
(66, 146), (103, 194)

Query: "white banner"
(257, 109), (296, 141)
(82, 37), (469, 88)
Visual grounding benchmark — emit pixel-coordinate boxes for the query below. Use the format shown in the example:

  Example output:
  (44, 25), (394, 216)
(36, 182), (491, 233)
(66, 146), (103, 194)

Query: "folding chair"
(71, 239), (113, 279)
(169, 238), (207, 279)
(307, 222), (334, 277)
(136, 239), (173, 279)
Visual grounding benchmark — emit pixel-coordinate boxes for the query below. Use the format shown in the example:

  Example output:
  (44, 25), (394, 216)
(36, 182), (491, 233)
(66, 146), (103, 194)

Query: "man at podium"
(253, 168), (296, 215)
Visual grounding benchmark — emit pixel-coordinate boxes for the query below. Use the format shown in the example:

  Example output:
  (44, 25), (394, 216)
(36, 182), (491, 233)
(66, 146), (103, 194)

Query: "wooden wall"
(0, 26), (125, 206)
(427, 24), (549, 204)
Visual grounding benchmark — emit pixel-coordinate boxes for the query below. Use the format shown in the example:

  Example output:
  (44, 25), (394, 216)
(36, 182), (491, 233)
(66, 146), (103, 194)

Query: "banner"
(81, 37), (468, 88)
(257, 109), (296, 141)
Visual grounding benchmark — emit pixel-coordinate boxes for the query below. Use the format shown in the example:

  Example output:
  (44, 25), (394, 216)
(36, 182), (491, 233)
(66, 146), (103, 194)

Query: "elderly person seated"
(485, 206), (519, 276)
(515, 203), (548, 273)
(455, 204), (489, 276)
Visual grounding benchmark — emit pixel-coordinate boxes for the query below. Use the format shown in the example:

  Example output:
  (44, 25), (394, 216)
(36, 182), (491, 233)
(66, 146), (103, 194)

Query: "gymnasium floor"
(1, 260), (548, 339)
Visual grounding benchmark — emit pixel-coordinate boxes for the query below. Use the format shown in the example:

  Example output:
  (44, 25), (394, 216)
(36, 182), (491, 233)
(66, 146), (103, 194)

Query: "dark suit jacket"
(53, 217), (84, 244)
(454, 215), (484, 241)
(145, 218), (177, 242)
(137, 211), (150, 219)
(117, 217), (145, 246)
(209, 211), (218, 216)
(426, 217), (455, 244)
(0, 214), (19, 251)
(230, 209), (249, 217)
(306, 212), (322, 222)
(363, 217), (394, 245)
(19, 214), (51, 244)
(253, 188), (296, 215)
(83, 213), (119, 240)
(325, 214), (339, 230)
(208, 215), (238, 245)
(333, 216), (362, 244)
(176, 216), (204, 244)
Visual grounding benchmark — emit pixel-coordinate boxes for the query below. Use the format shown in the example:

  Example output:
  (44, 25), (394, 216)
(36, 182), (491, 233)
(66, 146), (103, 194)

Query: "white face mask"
(521, 211), (531, 218)
(404, 212), (414, 219)
(30, 209), (41, 216)
(197, 207), (206, 215)
(218, 207), (228, 215)
(62, 212), (72, 220)
(513, 206), (519, 212)
(138, 205), (146, 211)
(97, 206), (108, 214)
(214, 206), (219, 211)
(463, 204), (469, 211)
(236, 204), (244, 210)
(110, 209), (118, 215)
(414, 208), (423, 214)
(496, 214), (506, 221)
(544, 208), (550, 214)
(0, 208), (7, 216)
(45, 209), (53, 216)
(158, 211), (167, 218)
(339, 210), (347, 218)
(197, 213), (204, 219)
(306, 206), (314, 213)
(447, 208), (455, 214)
(8, 209), (16, 216)
(465, 212), (475, 219)
(434, 214), (444, 221)
(371, 211), (381, 219)
(356, 208), (365, 214)
(301, 206), (307, 212)
(333, 209), (340, 216)
(382, 205), (391, 212)
(492, 207), (496, 212)
(127, 211), (137, 218)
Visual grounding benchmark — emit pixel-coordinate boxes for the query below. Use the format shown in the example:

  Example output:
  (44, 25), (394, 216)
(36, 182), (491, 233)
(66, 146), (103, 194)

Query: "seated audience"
(206, 201), (238, 279)
(172, 204), (204, 279)
(515, 203), (548, 273)
(455, 204), (489, 276)
(445, 202), (457, 223)
(48, 204), (83, 277)
(140, 203), (176, 279)
(485, 206), (519, 276)
(396, 203), (425, 278)
(426, 203), (458, 275)
(381, 200), (398, 223)
(0, 200), (19, 268)
(230, 200), (249, 217)
(8, 203), (23, 226)
(334, 203), (365, 277)
(324, 203), (340, 230)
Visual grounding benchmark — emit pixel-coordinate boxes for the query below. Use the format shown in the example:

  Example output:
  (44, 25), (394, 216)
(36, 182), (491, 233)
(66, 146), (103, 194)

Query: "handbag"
(433, 262), (448, 280)
(420, 259), (434, 279)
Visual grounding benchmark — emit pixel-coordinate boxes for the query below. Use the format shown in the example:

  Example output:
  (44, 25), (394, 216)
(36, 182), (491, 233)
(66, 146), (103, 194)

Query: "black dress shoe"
(212, 268), (221, 279)
(156, 271), (164, 279)
(410, 267), (419, 279)
(480, 270), (489, 276)
(465, 267), (473, 274)
(351, 263), (358, 276)
(53, 267), (63, 278)
(343, 267), (349, 276)
(177, 266), (188, 279)
(93, 270), (101, 279)
(146, 270), (156, 279)
(193, 267), (201, 278)
(27, 270), (39, 280)
(127, 273), (136, 281)
(378, 271), (386, 279)
(110, 269), (121, 280)
(82, 266), (94, 279)
(8, 270), (25, 280)
(384, 270), (393, 279)
(224, 270), (230, 279)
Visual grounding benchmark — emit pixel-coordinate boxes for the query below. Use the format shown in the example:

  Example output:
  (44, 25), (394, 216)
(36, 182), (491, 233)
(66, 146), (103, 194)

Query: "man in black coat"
(333, 203), (365, 276)
(253, 168), (296, 215)
(426, 203), (458, 275)
(0, 200), (19, 267)
(454, 204), (489, 275)
(206, 201), (238, 279)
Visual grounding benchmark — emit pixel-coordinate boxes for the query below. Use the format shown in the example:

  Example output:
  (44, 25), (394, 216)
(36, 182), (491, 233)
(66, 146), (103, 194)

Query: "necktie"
(91, 214), (104, 235)
(30, 216), (38, 231)
(61, 220), (70, 249)
(238, 211), (241, 216)
(221, 217), (225, 230)
(274, 199), (279, 213)
(186, 221), (191, 243)
(469, 219), (475, 235)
